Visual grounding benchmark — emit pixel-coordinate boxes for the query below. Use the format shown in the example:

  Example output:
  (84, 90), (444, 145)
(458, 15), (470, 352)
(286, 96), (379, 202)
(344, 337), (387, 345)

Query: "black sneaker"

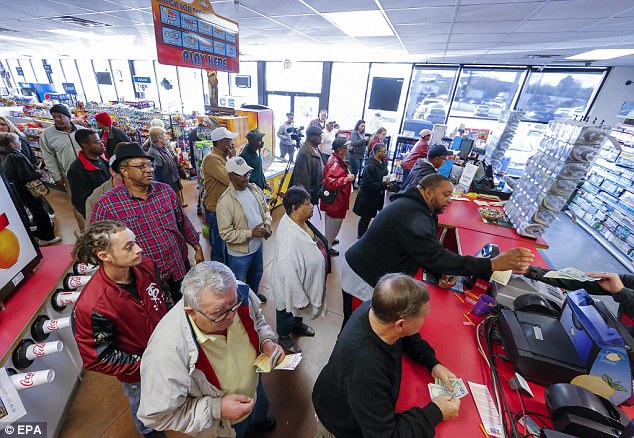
(332, 239), (340, 245)
(328, 248), (339, 256)
(256, 293), (268, 304)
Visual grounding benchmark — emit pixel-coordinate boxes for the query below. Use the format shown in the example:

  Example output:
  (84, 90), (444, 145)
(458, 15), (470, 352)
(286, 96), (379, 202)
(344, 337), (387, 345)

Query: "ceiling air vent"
(0, 27), (18, 33)
(50, 16), (111, 27)
(524, 55), (559, 59)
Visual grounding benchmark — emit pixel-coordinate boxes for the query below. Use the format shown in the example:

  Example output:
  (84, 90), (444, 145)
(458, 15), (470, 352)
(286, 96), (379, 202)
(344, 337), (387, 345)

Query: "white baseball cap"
(210, 127), (238, 142)
(226, 156), (253, 175)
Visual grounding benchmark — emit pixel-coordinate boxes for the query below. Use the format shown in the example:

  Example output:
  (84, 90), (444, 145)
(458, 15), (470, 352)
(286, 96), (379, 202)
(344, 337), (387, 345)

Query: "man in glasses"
(139, 262), (283, 438)
(217, 157), (272, 303)
(67, 129), (110, 219)
(202, 127), (237, 264)
(91, 143), (204, 302)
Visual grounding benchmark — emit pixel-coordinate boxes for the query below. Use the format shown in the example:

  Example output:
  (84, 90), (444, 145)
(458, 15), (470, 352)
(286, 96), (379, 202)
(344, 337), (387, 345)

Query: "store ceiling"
(2, 0), (634, 66)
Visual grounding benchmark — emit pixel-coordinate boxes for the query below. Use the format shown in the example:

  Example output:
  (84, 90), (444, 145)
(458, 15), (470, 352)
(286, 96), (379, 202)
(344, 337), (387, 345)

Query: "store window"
(76, 59), (102, 103)
(45, 60), (66, 95)
(6, 59), (24, 90)
(92, 60), (118, 103)
(154, 62), (182, 113)
(59, 59), (87, 103)
(266, 61), (323, 94)
(329, 62), (370, 130)
(403, 66), (458, 133)
(132, 61), (161, 108)
(110, 60), (136, 103)
(363, 63), (412, 139)
(31, 60), (49, 84)
(18, 60), (37, 84)
(517, 69), (605, 123)
(451, 68), (524, 120)
(177, 67), (205, 114)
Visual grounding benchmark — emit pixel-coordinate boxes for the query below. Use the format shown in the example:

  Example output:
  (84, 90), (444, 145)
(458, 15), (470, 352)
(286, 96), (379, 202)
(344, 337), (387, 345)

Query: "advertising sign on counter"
(0, 368), (27, 430)
(151, 0), (239, 73)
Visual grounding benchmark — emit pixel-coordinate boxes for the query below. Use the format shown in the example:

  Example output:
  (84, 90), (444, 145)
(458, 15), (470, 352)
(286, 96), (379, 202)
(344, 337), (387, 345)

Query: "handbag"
(318, 183), (338, 204)
(26, 178), (49, 197)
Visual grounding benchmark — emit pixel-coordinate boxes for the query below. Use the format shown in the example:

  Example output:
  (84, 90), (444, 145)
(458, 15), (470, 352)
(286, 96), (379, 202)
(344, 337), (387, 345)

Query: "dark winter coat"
(353, 157), (388, 218)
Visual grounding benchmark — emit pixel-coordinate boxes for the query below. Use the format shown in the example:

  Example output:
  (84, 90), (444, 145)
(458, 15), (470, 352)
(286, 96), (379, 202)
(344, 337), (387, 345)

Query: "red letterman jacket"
(72, 257), (172, 383)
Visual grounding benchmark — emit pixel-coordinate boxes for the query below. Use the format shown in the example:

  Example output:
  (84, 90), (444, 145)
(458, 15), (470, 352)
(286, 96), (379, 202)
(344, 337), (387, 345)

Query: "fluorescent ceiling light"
(323, 10), (394, 37)
(566, 49), (634, 60)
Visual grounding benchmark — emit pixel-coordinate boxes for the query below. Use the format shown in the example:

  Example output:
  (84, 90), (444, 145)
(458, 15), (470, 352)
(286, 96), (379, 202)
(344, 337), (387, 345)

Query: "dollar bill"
(543, 267), (597, 282)
(431, 377), (469, 399)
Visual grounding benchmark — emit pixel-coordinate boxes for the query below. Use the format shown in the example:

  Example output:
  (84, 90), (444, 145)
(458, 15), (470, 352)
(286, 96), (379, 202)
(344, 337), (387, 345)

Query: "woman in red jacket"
(320, 137), (355, 256)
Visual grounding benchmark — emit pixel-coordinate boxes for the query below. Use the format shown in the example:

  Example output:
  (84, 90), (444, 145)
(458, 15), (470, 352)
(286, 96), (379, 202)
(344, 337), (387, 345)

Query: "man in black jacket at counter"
(313, 273), (460, 438)
(340, 173), (535, 327)
(523, 266), (634, 335)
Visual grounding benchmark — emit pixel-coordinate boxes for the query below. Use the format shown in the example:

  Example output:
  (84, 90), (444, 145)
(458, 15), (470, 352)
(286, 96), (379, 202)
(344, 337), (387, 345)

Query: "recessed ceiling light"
(323, 10), (394, 37)
(566, 49), (634, 60)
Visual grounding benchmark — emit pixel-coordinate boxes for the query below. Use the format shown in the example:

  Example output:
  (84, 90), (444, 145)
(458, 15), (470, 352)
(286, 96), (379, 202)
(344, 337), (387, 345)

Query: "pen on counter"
(479, 423), (490, 438)
(463, 313), (476, 326)
(453, 292), (465, 303)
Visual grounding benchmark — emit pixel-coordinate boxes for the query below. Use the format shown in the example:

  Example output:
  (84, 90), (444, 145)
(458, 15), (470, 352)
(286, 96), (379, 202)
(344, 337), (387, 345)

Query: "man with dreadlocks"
(71, 220), (171, 438)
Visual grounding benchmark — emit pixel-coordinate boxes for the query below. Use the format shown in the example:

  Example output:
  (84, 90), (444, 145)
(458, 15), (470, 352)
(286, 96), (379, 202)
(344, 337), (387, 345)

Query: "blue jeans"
(228, 244), (264, 295)
(120, 381), (154, 435)
(205, 209), (227, 264)
(402, 167), (411, 182)
(349, 157), (362, 185)
(232, 379), (270, 438)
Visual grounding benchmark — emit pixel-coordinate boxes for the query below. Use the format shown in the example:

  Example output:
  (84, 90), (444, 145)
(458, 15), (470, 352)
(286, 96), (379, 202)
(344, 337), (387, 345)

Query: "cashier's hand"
(433, 396), (460, 420)
(490, 248), (534, 274)
(587, 272), (625, 294)
(221, 394), (254, 421)
(431, 364), (456, 391)
(438, 275), (457, 290)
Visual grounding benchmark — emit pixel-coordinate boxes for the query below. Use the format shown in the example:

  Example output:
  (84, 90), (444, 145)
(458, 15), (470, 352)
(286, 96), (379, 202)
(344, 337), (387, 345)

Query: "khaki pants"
(64, 180), (85, 230)
(314, 416), (336, 438)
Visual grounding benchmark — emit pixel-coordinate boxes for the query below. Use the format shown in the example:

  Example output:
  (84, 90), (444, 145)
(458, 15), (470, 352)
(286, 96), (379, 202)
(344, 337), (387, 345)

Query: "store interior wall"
(589, 66), (634, 126)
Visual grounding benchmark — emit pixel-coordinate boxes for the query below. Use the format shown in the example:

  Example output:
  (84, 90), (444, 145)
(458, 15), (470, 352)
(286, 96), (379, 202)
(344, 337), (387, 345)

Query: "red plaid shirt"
(91, 182), (199, 281)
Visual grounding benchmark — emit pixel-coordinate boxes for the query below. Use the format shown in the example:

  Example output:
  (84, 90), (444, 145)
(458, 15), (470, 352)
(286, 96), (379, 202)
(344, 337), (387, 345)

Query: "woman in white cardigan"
(271, 186), (330, 353)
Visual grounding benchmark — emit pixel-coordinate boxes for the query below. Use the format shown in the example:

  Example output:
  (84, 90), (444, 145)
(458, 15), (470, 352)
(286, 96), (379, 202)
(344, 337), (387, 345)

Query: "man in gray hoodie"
(39, 104), (83, 227)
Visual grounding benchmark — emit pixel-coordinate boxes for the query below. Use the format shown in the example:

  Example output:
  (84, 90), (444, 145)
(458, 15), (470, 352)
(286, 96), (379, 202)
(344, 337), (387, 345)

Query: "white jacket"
(270, 214), (327, 319)
(39, 124), (81, 182)
(137, 294), (276, 437)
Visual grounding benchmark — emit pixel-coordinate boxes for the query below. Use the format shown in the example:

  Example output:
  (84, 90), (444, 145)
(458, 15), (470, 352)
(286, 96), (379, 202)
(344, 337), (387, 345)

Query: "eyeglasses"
(125, 163), (155, 172)
(230, 171), (252, 179)
(195, 299), (242, 323)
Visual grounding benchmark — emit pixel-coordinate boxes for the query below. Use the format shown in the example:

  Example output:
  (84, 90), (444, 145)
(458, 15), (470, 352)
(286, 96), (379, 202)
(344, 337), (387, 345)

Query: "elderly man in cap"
(401, 128), (433, 181)
(95, 111), (131, 159)
(202, 127), (237, 264)
(217, 156), (272, 304)
(138, 262), (282, 437)
(291, 125), (324, 206)
(239, 128), (269, 191)
(401, 144), (456, 191)
(66, 129), (110, 219)
(39, 103), (84, 227)
(91, 143), (203, 302)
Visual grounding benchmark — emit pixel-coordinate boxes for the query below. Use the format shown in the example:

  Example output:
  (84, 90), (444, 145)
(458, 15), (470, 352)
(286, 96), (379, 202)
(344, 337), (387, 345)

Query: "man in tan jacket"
(217, 157), (272, 303)
(202, 127), (236, 264)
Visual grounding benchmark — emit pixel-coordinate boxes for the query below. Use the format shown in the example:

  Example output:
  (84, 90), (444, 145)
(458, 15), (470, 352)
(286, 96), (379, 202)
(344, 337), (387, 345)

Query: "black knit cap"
(49, 104), (72, 118)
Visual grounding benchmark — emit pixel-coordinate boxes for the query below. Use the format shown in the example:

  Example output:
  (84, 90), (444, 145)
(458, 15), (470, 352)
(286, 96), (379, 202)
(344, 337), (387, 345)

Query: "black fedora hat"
(111, 143), (154, 173)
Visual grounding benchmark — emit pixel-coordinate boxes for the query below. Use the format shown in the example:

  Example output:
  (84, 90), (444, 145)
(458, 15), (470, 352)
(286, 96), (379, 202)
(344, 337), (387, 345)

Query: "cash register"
(498, 290), (634, 406)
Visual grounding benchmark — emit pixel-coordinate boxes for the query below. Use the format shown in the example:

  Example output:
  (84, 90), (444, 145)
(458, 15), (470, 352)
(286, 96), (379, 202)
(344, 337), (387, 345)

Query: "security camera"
(626, 80), (633, 86)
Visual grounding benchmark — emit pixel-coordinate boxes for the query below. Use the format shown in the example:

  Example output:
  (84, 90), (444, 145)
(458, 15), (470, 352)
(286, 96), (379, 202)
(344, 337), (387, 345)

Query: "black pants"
(165, 259), (191, 303)
(276, 309), (303, 338)
(357, 216), (372, 239)
(341, 290), (354, 332)
(21, 193), (55, 241)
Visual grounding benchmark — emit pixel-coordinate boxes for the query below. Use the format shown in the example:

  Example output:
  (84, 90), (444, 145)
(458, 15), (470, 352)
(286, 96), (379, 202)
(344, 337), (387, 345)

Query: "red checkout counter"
(352, 195), (633, 436)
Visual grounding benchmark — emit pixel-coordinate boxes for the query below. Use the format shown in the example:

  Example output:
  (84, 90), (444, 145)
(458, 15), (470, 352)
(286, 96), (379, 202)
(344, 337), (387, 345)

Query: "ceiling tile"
(396, 22), (453, 35)
(238, 17), (290, 30)
(446, 42), (495, 50)
(452, 21), (522, 33)
(380, 0), (457, 8)
(396, 33), (450, 43)
(240, 0), (315, 16)
(450, 33), (505, 43)
(303, 0), (379, 13)
(272, 14), (334, 29)
(502, 32), (573, 43)
(460, 0), (550, 3)
(455, 2), (544, 22)
(529, 0), (634, 20)
(385, 6), (455, 24)
(586, 17), (634, 32)
(514, 18), (602, 33)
